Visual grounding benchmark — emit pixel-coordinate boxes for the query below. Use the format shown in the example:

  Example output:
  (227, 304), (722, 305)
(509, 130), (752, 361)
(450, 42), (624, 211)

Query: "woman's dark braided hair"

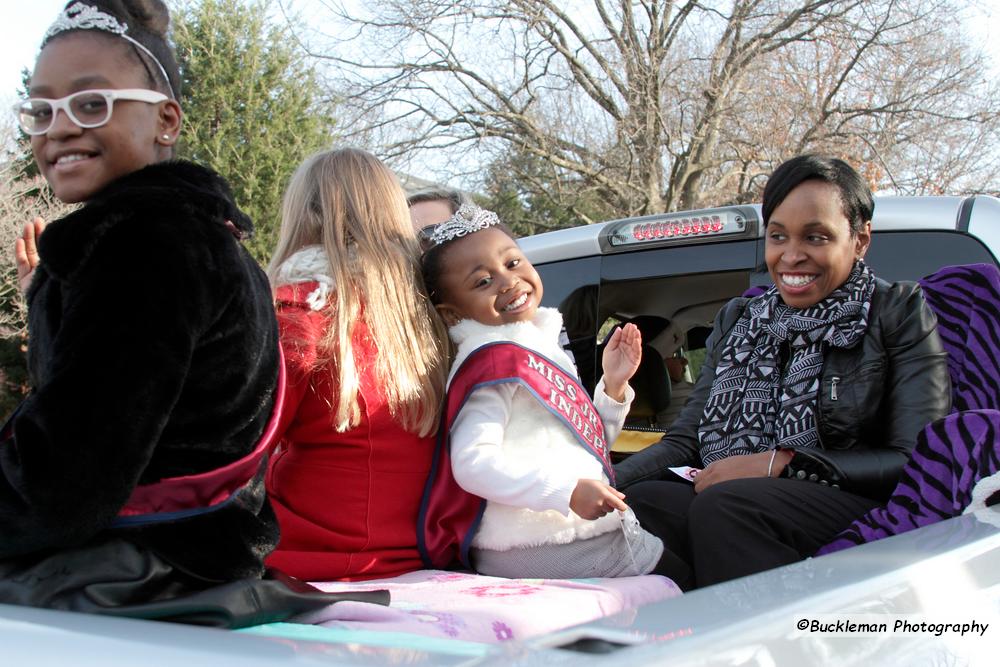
(44, 1), (181, 100)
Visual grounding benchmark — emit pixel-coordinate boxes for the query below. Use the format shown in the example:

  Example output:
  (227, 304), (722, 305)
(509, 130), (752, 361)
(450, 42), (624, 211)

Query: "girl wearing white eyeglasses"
(0, 1), (334, 624)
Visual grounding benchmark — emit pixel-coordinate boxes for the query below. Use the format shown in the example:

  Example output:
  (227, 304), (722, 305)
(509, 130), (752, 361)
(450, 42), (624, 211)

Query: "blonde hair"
(268, 148), (447, 436)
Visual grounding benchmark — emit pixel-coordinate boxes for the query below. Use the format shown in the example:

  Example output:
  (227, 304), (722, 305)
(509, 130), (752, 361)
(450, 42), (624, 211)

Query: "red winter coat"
(265, 283), (435, 581)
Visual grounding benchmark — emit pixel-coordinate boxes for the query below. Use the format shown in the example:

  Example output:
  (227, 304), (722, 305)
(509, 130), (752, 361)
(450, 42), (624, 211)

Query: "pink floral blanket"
(288, 570), (681, 644)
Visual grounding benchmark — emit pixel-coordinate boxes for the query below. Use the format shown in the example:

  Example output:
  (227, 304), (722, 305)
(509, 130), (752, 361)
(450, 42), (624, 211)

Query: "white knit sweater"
(447, 307), (634, 550)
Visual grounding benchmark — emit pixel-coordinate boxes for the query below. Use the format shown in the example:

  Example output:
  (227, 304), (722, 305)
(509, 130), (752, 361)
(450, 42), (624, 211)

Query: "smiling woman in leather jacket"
(615, 155), (951, 590)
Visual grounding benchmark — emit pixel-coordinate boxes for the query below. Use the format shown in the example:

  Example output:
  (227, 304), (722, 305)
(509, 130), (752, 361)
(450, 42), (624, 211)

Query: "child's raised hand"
(15, 217), (46, 294)
(601, 322), (641, 401)
(570, 478), (628, 519)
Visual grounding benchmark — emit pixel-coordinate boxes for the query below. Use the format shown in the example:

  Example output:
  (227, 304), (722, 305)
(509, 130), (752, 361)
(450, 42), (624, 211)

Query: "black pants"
(627, 478), (881, 590)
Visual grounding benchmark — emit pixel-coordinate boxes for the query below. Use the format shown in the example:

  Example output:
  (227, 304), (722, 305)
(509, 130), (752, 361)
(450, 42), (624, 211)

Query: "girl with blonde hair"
(265, 147), (447, 581)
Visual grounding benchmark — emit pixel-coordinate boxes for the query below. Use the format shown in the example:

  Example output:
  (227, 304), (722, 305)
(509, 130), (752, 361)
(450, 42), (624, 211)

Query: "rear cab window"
(528, 200), (1000, 458)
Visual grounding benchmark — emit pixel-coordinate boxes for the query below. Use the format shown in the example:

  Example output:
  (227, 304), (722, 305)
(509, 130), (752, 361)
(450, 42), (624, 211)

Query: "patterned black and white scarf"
(698, 261), (877, 465)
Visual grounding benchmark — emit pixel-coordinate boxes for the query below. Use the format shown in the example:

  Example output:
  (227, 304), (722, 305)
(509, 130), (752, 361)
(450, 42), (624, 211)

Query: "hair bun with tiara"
(424, 204), (502, 248)
(45, 1), (178, 99)
(126, 0), (170, 37)
(47, 1), (170, 43)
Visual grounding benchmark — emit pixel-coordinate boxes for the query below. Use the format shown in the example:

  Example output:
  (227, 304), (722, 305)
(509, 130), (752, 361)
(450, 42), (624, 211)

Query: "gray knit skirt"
(471, 511), (664, 579)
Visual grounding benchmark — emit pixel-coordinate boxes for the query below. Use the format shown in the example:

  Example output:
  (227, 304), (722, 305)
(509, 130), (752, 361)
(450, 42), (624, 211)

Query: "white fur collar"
(273, 245), (335, 311)
(448, 307), (570, 382)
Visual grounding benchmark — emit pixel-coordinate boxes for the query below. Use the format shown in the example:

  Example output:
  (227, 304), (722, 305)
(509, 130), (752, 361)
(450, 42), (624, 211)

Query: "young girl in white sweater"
(418, 205), (666, 579)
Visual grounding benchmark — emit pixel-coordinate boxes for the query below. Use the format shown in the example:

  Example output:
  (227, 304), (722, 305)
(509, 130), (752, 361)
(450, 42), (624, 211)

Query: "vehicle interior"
(549, 260), (756, 458)
(541, 225), (1000, 459)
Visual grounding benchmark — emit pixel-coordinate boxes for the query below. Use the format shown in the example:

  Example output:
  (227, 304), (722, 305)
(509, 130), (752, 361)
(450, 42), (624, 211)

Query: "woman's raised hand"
(15, 217), (46, 293)
(602, 323), (641, 401)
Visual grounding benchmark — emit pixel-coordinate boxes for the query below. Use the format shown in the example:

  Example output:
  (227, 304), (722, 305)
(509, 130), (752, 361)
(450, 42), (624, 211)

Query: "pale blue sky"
(3, 1), (999, 123)
(1, 1), (62, 103)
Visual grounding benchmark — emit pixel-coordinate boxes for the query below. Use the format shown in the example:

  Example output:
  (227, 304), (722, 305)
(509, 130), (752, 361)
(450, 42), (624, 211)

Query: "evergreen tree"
(174, 0), (335, 264)
(11, 69), (41, 182)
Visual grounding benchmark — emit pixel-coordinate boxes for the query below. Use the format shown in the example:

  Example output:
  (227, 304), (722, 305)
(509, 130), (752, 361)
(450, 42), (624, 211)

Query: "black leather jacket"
(615, 279), (951, 501)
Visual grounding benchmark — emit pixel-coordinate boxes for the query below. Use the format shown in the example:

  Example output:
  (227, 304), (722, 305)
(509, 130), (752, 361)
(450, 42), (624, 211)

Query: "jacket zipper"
(830, 376), (840, 401)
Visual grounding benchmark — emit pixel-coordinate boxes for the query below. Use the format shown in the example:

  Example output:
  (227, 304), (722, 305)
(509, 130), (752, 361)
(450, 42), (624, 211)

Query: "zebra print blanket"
(817, 264), (1000, 554)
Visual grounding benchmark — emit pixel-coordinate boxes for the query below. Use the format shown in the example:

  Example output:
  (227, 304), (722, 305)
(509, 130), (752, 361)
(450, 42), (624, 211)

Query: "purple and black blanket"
(818, 263), (1000, 554)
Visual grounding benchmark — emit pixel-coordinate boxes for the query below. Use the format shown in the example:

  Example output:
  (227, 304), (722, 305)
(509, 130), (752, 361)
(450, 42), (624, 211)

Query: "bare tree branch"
(300, 0), (1000, 224)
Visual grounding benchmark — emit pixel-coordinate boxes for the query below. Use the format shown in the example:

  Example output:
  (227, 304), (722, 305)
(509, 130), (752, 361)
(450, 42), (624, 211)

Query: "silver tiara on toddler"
(43, 2), (176, 100)
(425, 204), (502, 247)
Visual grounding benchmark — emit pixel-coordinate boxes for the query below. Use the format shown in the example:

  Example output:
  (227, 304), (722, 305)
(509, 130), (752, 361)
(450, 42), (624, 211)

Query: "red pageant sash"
(110, 346), (287, 526)
(418, 341), (614, 570)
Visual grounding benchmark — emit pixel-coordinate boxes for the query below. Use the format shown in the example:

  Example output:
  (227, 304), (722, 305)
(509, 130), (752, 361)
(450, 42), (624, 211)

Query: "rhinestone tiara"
(426, 204), (502, 247)
(44, 2), (128, 40)
(42, 2), (176, 100)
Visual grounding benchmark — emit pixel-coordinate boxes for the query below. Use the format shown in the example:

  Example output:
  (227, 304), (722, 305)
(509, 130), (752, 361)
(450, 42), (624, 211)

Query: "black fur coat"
(1, 161), (279, 581)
